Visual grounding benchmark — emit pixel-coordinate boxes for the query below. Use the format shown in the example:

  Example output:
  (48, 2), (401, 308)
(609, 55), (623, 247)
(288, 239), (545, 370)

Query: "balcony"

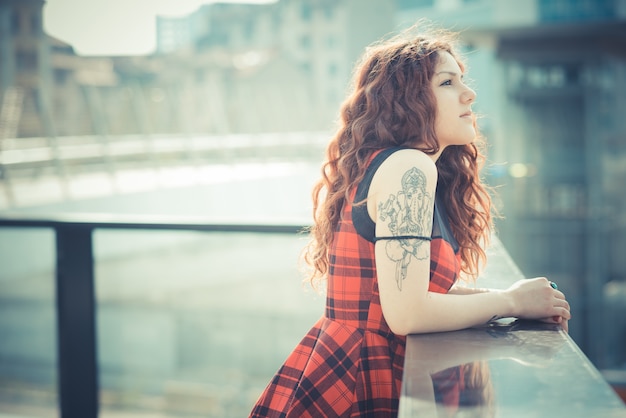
(0, 213), (624, 417)
(0, 130), (624, 416)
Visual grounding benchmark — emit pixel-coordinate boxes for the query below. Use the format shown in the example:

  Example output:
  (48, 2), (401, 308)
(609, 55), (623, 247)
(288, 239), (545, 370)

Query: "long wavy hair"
(303, 25), (493, 289)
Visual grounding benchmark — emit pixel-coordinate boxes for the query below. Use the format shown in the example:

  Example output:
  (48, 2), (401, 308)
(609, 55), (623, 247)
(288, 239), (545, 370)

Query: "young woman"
(250, 25), (570, 418)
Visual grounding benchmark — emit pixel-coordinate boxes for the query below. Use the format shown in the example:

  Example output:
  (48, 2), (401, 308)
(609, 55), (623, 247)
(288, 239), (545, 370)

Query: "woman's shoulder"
(366, 148), (438, 216)
(374, 148), (437, 180)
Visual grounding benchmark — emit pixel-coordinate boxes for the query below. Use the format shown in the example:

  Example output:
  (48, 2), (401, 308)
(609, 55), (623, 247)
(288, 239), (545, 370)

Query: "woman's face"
(431, 51), (477, 150)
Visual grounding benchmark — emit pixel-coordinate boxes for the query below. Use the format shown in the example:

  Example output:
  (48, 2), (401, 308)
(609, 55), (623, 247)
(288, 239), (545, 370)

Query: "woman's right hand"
(504, 277), (571, 328)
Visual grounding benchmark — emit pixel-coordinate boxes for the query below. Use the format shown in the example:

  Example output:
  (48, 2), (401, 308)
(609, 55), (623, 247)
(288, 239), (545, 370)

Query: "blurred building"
(0, 0), (395, 139)
(0, 0), (126, 138)
(398, 0), (626, 368)
(156, 0), (395, 132)
(0, 0), (51, 138)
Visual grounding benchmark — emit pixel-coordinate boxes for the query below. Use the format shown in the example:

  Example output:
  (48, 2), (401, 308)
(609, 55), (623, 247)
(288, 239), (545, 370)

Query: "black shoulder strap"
(352, 147), (408, 242)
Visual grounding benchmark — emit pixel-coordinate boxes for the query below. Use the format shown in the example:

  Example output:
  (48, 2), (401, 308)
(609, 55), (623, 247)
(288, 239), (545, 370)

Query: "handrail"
(0, 212), (309, 233)
(0, 213), (309, 418)
(399, 237), (626, 416)
(0, 132), (328, 168)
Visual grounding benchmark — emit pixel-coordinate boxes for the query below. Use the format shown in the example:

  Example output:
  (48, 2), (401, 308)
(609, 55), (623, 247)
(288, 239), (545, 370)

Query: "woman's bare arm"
(447, 283), (491, 295)
(368, 149), (570, 336)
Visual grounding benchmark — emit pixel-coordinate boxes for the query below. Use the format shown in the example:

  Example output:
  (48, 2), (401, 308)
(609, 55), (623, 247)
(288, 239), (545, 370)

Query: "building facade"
(398, 0), (626, 368)
(0, 0), (395, 140)
(0, 0), (51, 138)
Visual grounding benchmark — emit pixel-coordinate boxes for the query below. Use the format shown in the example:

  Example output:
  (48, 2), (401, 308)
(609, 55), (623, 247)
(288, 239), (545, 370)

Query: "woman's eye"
(440, 80), (452, 86)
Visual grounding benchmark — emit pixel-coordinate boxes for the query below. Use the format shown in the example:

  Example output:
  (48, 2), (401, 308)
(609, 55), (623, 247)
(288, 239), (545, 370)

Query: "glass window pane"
(94, 230), (322, 418)
(0, 228), (58, 417)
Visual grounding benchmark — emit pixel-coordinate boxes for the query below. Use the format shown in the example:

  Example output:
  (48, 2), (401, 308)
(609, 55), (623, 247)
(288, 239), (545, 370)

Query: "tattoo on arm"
(378, 167), (432, 291)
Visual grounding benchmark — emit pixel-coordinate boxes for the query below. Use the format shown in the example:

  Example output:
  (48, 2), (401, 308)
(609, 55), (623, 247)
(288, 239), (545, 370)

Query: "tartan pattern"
(250, 161), (459, 418)
(429, 237), (461, 294)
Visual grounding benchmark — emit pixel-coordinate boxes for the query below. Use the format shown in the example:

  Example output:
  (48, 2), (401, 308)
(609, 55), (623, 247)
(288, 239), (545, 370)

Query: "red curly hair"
(304, 26), (493, 288)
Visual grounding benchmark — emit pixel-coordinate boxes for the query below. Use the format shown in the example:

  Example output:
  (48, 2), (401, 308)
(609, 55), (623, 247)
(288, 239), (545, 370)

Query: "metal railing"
(0, 212), (308, 418)
(0, 132), (327, 169)
(0, 132), (327, 209)
(2, 212), (624, 416)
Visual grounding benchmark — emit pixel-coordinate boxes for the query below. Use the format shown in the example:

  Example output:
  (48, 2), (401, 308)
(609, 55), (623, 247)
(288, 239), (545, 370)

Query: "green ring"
(550, 281), (558, 290)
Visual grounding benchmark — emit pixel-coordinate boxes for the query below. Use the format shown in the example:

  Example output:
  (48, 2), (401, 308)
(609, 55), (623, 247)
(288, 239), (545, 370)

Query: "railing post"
(56, 225), (99, 418)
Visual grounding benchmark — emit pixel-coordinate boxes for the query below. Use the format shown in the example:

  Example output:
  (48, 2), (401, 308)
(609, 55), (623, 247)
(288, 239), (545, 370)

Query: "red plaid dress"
(250, 148), (461, 417)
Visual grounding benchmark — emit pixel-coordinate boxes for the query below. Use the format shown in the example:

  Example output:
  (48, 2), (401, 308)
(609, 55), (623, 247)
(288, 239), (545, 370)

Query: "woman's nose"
(462, 86), (476, 103)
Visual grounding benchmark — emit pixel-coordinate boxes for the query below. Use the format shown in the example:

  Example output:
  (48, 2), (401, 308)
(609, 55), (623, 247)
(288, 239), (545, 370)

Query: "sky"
(43, 0), (274, 56)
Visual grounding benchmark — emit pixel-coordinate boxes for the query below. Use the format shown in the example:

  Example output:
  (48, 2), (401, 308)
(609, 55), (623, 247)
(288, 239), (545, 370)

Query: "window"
(323, 4), (334, 19)
(16, 51), (37, 70)
(328, 89), (339, 104)
(508, 63), (580, 89)
(328, 63), (338, 76)
(11, 11), (20, 35)
(326, 35), (336, 48)
(539, 0), (615, 22)
(396, 0), (434, 10)
(31, 13), (41, 34)
(243, 20), (255, 41)
(301, 3), (312, 21)
(54, 69), (69, 84)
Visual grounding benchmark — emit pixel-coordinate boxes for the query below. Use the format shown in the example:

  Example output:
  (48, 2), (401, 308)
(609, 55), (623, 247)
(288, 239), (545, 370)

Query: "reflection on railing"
(401, 299), (625, 416)
(431, 361), (493, 417)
